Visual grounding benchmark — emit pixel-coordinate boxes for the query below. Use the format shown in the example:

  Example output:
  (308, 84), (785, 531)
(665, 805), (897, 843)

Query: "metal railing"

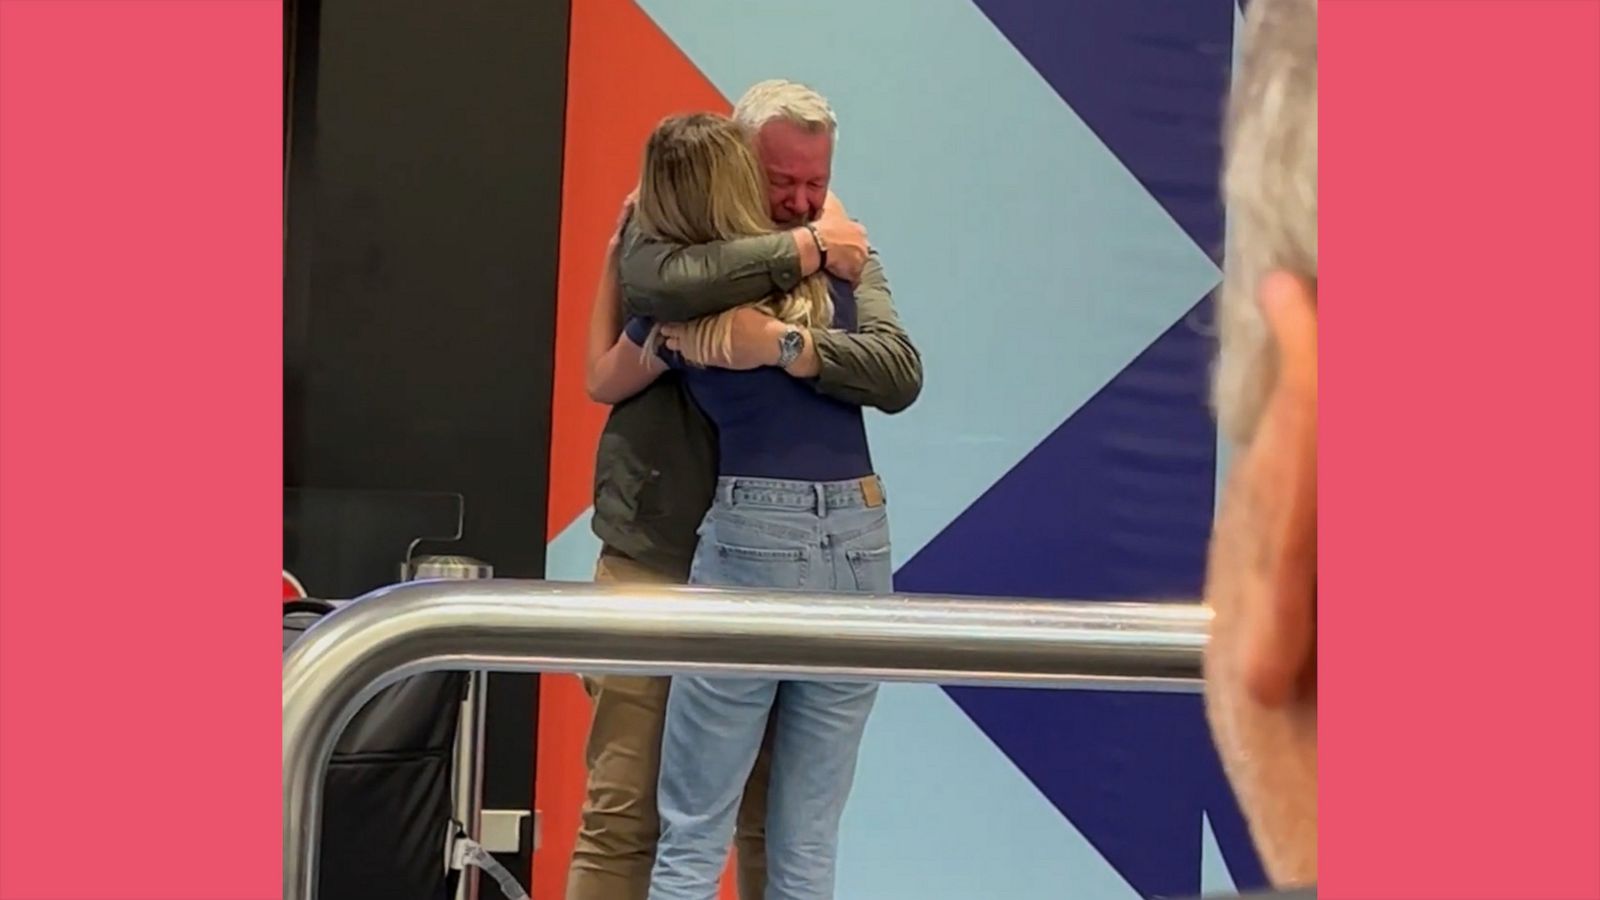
(283, 579), (1211, 900)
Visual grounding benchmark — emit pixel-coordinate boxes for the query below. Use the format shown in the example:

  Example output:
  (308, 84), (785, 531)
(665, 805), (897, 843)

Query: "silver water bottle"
(402, 553), (495, 583)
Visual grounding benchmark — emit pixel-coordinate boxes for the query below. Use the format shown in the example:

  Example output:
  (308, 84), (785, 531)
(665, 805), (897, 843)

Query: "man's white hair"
(1215, 0), (1318, 445)
(731, 79), (838, 137)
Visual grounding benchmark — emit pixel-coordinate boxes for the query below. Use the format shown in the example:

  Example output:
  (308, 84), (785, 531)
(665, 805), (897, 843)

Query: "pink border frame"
(1, 2), (282, 897)
(1322, 1), (1599, 897)
(0, 1), (1594, 897)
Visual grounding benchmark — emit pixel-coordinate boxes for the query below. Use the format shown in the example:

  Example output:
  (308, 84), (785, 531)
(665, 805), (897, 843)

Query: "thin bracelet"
(805, 223), (828, 268)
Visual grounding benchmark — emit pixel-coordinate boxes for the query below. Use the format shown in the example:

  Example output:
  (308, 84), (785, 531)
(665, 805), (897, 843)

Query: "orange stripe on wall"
(537, 1), (735, 898)
(543, 0), (729, 538)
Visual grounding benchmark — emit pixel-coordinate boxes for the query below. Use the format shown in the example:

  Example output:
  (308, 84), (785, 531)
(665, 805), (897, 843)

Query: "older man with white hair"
(1202, 0), (1317, 897)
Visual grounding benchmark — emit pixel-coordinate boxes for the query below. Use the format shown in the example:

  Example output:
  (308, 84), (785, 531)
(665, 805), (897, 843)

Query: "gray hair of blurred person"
(1215, 0), (1318, 445)
(731, 79), (839, 138)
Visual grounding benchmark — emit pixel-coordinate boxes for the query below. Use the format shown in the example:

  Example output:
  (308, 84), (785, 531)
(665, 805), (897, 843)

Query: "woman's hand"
(661, 309), (787, 370)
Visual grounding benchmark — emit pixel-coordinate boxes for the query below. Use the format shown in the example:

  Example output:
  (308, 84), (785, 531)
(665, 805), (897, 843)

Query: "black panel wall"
(284, 0), (570, 884)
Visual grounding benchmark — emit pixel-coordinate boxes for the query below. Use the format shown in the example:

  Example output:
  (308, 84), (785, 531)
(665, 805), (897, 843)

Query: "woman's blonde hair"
(633, 112), (832, 364)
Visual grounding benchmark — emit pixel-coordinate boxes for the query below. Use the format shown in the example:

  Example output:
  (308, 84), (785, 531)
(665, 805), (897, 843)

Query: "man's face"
(753, 119), (833, 226)
(1202, 272), (1319, 886)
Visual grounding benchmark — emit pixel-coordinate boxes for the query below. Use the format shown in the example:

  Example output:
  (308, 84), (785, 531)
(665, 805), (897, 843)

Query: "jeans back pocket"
(703, 541), (809, 590)
(844, 544), (893, 594)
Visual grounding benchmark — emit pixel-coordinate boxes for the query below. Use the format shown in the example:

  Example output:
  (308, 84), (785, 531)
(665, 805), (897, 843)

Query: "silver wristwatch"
(775, 327), (805, 368)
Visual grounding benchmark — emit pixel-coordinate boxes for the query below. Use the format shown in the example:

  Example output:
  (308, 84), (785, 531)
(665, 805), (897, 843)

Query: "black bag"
(285, 600), (466, 900)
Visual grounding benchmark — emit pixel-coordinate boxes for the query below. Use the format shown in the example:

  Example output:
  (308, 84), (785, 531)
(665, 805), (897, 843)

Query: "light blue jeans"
(648, 476), (892, 900)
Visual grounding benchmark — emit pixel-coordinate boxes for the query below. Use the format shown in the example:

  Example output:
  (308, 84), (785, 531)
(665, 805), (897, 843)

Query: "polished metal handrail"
(283, 579), (1210, 900)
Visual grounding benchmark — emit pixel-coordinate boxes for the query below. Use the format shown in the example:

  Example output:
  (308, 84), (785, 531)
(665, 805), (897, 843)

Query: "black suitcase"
(285, 599), (466, 900)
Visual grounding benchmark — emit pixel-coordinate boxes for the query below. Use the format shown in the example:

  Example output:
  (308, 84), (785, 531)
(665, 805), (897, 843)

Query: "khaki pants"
(567, 551), (772, 900)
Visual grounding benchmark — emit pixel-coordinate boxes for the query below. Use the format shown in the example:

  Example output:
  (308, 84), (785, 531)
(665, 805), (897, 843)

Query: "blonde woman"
(588, 112), (890, 900)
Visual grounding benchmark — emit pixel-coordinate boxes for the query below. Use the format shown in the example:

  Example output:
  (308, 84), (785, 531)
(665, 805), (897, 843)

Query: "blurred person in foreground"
(1202, 0), (1317, 897)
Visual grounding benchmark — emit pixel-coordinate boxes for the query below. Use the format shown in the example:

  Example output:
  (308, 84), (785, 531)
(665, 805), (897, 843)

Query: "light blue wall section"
(637, 0), (1219, 569)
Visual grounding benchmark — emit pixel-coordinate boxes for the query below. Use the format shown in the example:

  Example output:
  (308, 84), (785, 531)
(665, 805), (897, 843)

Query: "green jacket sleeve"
(617, 220), (802, 322)
(809, 254), (923, 414)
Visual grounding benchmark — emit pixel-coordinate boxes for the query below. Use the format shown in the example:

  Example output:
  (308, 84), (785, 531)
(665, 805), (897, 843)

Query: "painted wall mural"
(537, 2), (1263, 897)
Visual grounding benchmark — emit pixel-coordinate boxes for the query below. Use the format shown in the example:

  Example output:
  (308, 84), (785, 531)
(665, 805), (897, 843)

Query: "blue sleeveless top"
(623, 277), (873, 482)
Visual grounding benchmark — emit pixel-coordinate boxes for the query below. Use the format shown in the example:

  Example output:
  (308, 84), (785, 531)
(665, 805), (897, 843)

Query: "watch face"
(778, 328), (804, 364)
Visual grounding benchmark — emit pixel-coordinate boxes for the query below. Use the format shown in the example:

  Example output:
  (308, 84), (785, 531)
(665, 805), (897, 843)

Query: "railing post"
(398, 554), (496, 900)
